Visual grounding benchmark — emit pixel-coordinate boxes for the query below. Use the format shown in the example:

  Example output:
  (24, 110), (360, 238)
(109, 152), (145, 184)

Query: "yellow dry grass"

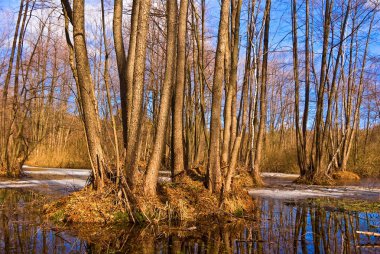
(44, 187), (123, 224)
(332, 171), (360, 181)
(45, 171), (256, 225)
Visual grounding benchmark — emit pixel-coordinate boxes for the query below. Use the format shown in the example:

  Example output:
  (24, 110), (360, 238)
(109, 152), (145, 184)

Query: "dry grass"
(231, 169), (254, 190)
(348, 127), (380, 178)
(262, 132), (299, 174)
(0, 167), (22, 178)
(26, 114), (91, 169)
(332, 171), (360, 181)
(44, 187), (124, 224)
(261, 128), (380, 178)
(157, 176), (219, 222)
(45, 170), (256, 225)
(294, 172), (336, 186)
(27, 148), (90, 169)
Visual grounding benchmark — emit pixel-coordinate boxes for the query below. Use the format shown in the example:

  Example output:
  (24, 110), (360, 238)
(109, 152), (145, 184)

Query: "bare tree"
(207, 0), (231, 193)
(252, 0), (271, 186)
(172, 0), (188, 181)
(144, 0), (177, 196)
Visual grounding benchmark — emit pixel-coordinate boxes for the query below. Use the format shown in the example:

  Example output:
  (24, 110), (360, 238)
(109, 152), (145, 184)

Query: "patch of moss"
(114, 211), (129, 224)
(134, 211), (147, 224)
(233, 207), (244, 217)
(297, 198), (380, 213)
(50, 209), (66, 223)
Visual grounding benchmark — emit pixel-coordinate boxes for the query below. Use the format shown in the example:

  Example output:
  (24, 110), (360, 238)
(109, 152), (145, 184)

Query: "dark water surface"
(0, 188), (379, 253)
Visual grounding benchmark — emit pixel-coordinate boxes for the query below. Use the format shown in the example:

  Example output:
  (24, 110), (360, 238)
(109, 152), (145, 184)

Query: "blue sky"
(0, 0), (378, 126)
(0, 0), (19, 9)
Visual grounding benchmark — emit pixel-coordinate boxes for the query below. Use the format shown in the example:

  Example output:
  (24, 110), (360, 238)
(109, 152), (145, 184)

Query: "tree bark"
(72, 0), (108, 189)
(125, 0), (152, 189)
(144, 0), (177, 196)
(113, 0), (140, 148)
(253, 0), (271, 186)
(207, 0), (231, 193)
(172, 0), (188, 181)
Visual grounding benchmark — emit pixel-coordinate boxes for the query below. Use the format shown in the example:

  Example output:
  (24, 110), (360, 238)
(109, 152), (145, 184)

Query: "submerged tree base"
(0, 167), (22, 178)
(294, 170), (361, 186)
(294, 173), (335, 186)
(44, 171), (256, 225)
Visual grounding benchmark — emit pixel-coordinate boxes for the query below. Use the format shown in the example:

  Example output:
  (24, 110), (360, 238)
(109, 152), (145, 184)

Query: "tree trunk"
(113, 0), (140, 148)
(72, 0), (108, 189)
(253, 0), (271, 186)
(207, 0), (231, 193)
(124, 0), (152, 190)
(172, 0), (188, 181)
(311, 0), (332, 178)
(102, 0), (120, 184)
(223, 0), (243, 194)
(144, 0), (177, 196)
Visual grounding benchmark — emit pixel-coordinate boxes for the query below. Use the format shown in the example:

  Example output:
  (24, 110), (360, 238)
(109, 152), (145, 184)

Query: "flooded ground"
(0, 165), (91, 194)
(251, 173), (380, 200)
(0, 167), (379, 253)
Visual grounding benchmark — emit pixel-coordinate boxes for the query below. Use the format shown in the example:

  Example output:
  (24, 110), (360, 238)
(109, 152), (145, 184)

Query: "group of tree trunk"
(291, 0), (377, 182)
(0, 0), (379, 216)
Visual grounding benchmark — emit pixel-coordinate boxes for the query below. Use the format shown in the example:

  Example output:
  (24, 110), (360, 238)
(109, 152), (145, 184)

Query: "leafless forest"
(0, 0), (379, 217)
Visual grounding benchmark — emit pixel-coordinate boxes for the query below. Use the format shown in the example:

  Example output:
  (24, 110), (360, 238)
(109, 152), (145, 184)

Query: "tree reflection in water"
(0, 189), (379, 253)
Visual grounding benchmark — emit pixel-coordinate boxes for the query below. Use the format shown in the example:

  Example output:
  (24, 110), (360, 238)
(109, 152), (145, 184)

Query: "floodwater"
(0, 168), (379, 253)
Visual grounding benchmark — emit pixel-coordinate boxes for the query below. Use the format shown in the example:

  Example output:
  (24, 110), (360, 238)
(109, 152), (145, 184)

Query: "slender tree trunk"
(172, 0), (188, 181)
(207, 0), (231, 193)
(144, 0), (177, 196)
(253, 0), (271, 186)
(113, 0), (140, 147)
(125, 0), (152, 189)
(224, 0), (243, 194)
(72, 0), (108, 190)
(302, 0), (310, 175)
(1, 0), (24, 109)
(291, 0), (308, 176)
(101, 0), (120, 184)
(341, 13), (374, 171)
(311, 0), (332, 178)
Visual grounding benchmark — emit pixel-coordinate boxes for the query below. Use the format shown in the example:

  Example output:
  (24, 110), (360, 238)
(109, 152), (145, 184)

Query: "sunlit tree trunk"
(113, 0), (140, 148)
(252, 0), (271, 186)
(207, 0), (231, 193)
(124, 0), (152, 189)
(172, 0), (188, 181)
(311, 0), (332, 178)
(101, 0), (120, 184)
(144, 0), (177, 196)
(224, 0), (243, 194)
(71, 0), (108, 190)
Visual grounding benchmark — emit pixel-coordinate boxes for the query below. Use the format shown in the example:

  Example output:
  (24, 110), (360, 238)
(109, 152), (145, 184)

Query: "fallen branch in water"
(356, 231), (380, 237)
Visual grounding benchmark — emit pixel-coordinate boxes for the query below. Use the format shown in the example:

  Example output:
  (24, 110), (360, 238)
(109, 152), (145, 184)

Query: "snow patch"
(249, 186), (380, 200)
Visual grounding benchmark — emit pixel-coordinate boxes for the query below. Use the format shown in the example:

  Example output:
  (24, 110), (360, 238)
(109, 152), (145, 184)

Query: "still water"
(0, 188), (379, 253)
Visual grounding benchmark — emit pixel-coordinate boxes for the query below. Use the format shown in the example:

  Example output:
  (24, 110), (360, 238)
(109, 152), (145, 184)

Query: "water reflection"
(0, 189), (379, 253)
(0, 189), (87, 253)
